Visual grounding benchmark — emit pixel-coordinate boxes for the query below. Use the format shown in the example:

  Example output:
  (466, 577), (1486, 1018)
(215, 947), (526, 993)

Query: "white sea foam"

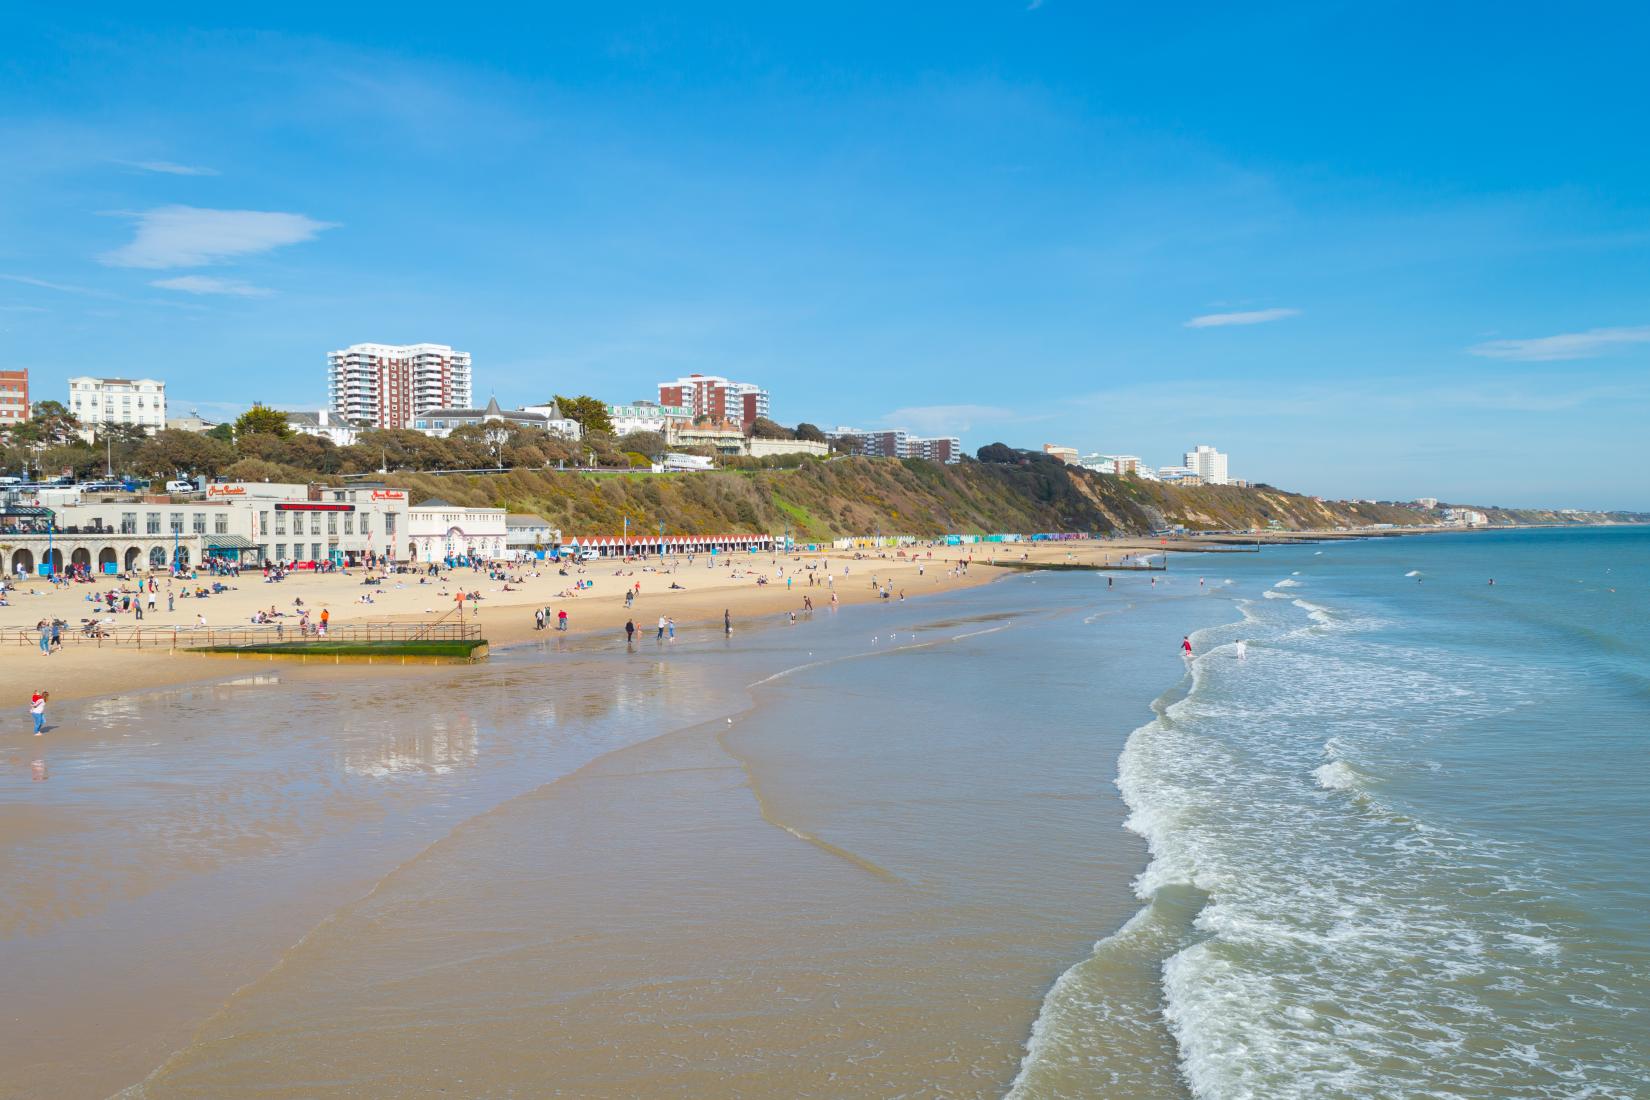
(1313, 760), (1362, 790)
(1098, 581), (1632, 1098)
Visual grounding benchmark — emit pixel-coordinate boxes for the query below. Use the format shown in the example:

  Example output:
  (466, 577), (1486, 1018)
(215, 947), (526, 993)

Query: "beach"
(0, 536), (1198, 708)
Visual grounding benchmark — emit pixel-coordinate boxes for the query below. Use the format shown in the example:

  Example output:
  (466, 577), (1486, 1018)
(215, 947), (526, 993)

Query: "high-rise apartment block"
(657, 374), (770, 429)
(0, 369), (29, 426)
(1184, 444), (1230, 485)
(67, 376), (166, 433)
(328, 343), (472, 430)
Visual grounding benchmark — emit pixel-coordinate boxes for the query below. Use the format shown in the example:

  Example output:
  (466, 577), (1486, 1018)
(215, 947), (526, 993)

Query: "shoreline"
(0, 523), (1563, 715)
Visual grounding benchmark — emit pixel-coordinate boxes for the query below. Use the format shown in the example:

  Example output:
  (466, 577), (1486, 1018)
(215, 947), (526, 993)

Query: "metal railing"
(6, 621), (481, 650)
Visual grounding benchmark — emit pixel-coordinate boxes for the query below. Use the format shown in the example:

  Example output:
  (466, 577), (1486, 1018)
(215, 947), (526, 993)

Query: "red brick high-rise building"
(657, 374), (770, 429)
(0, 368), (29, 426)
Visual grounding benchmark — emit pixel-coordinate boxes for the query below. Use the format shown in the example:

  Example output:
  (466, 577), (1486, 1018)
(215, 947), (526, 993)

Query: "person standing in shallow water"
(1182, 635), (1193, 657)
(724, 609), (731, 635)
(30, 689), (47, 735)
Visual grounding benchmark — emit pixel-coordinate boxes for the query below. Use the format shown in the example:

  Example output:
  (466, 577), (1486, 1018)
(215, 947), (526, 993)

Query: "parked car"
(165, 479), (196, 494)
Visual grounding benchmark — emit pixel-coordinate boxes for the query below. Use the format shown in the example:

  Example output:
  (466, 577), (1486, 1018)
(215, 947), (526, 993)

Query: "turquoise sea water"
(1014, 526), (1650, 1098)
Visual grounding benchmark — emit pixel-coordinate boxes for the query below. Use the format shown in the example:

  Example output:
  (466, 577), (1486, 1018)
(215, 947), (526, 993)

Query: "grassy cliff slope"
(378, 457), (1618, 539)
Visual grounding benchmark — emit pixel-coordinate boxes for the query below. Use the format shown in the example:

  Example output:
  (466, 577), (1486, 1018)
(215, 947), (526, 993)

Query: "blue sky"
(3, 3), (1647, 509)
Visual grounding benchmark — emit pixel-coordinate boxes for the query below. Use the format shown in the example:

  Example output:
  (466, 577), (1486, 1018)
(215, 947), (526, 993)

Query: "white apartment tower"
(328, 343), (473, 430)
(1184, 444), (1230, 485)
(67, 376), (167, 433)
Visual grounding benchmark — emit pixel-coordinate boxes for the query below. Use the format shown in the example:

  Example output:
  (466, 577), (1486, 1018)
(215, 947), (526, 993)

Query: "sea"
(1014, 525), (1650, 1099)
(3, 526), (1645, 1098)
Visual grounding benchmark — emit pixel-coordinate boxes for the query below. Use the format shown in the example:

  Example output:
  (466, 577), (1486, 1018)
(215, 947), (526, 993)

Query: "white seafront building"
(67, 376), (167, 434)
(608, 400), (691, 436)
(45, 482), (411, 569)
(408, 498), (508, 562)
(411, 396), (582, 441)
(284, 409), (360, 447)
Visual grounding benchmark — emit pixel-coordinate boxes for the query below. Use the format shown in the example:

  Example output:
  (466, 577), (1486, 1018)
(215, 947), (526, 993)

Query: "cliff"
(376, 456), (1632, 539)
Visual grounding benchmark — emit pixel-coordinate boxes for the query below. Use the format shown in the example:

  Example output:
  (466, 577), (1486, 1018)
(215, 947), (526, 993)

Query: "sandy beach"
(0, 536), (1213, 712)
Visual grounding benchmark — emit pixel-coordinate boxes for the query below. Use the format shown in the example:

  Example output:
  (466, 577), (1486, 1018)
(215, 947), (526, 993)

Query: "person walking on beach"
(724, 609), (731, 635)
(1181, 635), (1193, 657)
(37, 620), (49, 655)
(657, 615), (667, 641)
(667, 617), (676, 640)
(625, 619), (635, 645)
(534, 608), (545, 631)
(1235, 640), (1248, 660)
(147, 589), (157, 612)
(30, 690), (47, 735)
(557, 609), (568, 631)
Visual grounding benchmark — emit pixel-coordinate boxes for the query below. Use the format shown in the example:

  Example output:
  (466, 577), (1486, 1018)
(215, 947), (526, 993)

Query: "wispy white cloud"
(99, 206), (337, 269)
(151, 275), (271, 297)
(118, 159), (219, 177)
(0, 273), (97, 294)
(879, 403), (1022, 434)
(1467, 326), (1650, 361)
(1184, 307), (1300, 328)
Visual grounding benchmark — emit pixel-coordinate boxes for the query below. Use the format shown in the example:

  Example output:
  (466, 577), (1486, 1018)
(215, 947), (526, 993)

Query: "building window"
(326, 512), (337, 535)
(275, 543), (285, 561)
(146, 512), (161, 534)
(192, 513), (207, 534)
(214, 514), (228, 535)
(310, 514), (322, 536)
(120, 512), (137, 534)
(344, 513), (354, 535)
(274, 512), (286, 535)
(170, 513), (184, 534)
(385, 513), (396, 536)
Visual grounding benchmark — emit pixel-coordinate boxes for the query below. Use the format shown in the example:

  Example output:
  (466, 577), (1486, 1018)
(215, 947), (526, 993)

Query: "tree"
(976, 442), (1019, 465)
(17, 400), (80, 446)
(616, 430), (666, 456)
(750, 416), (793, 440)
(234, 404), (293, 439)
(794, 422), (827, 443)
(132, 430), (237, 477)
(205, 422), (235, 443)
(551, 395), (614, 435)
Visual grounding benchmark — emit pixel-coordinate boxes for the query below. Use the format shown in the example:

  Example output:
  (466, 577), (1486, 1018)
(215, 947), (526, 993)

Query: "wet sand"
(2, 564), (1234, 1098)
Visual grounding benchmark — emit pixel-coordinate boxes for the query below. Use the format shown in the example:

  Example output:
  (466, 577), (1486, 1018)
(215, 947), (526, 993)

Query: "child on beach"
(30, 690), (47, 735)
